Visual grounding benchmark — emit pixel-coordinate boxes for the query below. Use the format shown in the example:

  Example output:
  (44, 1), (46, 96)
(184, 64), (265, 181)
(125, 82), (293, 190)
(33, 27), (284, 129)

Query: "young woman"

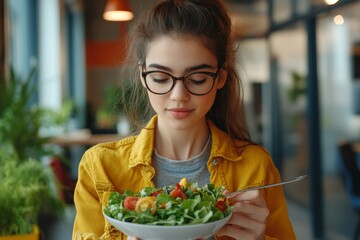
(72, 0), (296, 239)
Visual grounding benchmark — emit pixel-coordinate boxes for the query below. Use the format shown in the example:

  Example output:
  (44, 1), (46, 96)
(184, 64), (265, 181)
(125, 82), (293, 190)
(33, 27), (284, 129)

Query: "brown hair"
(116, 0), (250, 141)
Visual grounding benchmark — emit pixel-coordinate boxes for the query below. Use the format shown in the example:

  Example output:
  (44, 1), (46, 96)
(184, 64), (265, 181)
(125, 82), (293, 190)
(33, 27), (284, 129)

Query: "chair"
(338, 141), (360, 240)
(50, 157), (76, 204)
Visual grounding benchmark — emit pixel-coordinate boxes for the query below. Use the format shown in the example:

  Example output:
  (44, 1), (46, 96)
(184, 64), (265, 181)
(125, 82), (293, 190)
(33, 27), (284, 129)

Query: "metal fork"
(227, 175), (307, 197)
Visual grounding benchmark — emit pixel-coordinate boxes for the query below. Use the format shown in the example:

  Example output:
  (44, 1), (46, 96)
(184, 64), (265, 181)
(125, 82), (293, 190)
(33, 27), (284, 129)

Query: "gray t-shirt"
(152, 136), (211, 188)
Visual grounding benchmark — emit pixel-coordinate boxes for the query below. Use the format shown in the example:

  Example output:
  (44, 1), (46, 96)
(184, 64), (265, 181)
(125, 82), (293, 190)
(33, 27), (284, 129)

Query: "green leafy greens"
(104, 181), (232, 226)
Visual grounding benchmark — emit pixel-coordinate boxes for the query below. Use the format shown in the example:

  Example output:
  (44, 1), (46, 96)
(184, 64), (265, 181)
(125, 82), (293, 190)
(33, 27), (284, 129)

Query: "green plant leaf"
(0, 150), (65, 236)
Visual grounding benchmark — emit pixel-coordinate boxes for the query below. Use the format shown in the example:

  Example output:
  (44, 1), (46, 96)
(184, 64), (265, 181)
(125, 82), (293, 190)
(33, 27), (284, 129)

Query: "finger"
(231, 201), (269, 222)
(223, 189), (230, 195)
(217, 224), (256, 240)
(228, 190), (266, 207)
(227, 211), (267, 233)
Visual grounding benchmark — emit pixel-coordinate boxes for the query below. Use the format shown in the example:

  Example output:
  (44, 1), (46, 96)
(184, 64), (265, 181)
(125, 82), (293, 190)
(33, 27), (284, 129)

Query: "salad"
(103, 178), (232, 226)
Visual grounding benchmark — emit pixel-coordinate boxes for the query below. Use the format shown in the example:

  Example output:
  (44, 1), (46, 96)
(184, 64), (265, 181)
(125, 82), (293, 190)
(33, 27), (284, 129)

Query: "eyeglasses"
(141, 70), (219, 96)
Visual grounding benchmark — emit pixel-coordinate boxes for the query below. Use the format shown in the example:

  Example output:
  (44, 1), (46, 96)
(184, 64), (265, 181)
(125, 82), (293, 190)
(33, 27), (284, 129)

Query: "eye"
(148, 72), (172, 84)
(188, 79), (206, 85)
(186, 73), (210, 84)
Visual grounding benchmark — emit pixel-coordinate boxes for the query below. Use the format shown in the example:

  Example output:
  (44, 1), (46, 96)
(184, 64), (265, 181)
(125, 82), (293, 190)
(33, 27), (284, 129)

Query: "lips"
(167, 108), (194, 118)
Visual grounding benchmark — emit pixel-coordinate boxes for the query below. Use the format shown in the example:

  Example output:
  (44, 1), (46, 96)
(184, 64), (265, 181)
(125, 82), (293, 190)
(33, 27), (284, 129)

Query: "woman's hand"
(217, 190), (269, 240)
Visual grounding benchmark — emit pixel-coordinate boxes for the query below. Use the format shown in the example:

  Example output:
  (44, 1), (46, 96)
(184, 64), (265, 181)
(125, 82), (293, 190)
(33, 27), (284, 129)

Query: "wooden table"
(49, 129), (125, 147)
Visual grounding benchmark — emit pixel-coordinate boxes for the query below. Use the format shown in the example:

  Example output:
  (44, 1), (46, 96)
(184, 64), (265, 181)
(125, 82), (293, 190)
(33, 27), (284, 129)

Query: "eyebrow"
(147, 63), (216, 73)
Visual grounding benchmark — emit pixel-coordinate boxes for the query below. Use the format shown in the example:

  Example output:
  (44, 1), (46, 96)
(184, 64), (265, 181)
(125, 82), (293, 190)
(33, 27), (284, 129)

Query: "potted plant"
(113, 78), (150, 134)
(93, 77), (150, 135)
(0, 67), (74, 161)
(0, 145), (64, 239)
(0, 67), (70, 238)
(287, 71), (306, 104)
(93, 84), (119, 133)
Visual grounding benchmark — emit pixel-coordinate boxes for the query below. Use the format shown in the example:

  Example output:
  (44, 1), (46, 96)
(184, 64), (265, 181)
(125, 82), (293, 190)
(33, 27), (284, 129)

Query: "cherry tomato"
(135, 196), (157, 214)
(123, 196), (139, 211)
(215, 199), (227, 212)
(151, 189), (163, 197)
(170, 183), (188, 199)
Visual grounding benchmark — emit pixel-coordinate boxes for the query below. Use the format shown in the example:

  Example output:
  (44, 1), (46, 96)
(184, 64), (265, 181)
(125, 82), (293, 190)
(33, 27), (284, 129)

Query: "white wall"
(7, 0), (36, 78)
(38, 0), (66, 111)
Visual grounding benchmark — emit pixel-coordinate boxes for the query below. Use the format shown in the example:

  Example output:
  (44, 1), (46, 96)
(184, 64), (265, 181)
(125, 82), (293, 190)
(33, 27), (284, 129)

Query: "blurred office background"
(1, 0), (360, 239)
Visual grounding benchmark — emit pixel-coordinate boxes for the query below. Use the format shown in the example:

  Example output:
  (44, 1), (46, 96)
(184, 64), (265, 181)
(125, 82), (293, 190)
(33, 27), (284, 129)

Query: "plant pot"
(0, 225), (39, 240)
(116, 116), (131, 136)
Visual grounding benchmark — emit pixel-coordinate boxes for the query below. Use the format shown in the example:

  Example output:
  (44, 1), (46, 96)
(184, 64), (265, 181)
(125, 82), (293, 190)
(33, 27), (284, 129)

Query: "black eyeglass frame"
(141, 69), (219, 96)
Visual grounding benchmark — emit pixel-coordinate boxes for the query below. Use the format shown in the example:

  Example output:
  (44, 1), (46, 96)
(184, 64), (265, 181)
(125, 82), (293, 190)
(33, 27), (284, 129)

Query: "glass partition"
(268, 23), (309, 206)
(317, 2), (360, 237)
(268, 1), (360, 237)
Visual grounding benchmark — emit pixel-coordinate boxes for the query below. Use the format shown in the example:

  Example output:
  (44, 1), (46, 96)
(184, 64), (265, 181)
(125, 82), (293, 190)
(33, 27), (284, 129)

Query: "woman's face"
(142, 35), (226, 131)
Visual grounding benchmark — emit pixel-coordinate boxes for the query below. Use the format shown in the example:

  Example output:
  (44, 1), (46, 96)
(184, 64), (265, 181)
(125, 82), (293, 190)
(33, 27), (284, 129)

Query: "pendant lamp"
(103, 0), (134, 21)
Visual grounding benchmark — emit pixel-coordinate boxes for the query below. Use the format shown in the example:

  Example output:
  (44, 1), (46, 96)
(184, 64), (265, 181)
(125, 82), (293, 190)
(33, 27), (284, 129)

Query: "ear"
(215, 68), (227, 89)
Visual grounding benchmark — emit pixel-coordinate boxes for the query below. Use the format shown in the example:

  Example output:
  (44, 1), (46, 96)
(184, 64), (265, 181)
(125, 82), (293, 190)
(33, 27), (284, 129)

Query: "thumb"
(222, 189), (230, 196)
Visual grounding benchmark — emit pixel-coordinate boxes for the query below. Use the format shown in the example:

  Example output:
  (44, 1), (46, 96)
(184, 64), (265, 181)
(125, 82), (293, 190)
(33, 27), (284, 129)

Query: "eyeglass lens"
(144, 71), (216, 95)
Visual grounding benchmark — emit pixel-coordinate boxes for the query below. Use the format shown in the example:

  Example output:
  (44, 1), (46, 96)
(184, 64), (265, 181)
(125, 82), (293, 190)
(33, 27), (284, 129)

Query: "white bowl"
(103, 210), (231, 240)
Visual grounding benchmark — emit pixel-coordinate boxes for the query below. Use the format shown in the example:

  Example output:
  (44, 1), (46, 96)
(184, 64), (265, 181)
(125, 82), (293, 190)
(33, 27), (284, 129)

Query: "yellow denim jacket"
(73, 115), (296, 240)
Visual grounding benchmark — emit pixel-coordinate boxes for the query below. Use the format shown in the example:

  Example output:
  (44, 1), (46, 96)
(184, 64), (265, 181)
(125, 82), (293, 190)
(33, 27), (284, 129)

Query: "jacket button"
(212, 159), (218, 166)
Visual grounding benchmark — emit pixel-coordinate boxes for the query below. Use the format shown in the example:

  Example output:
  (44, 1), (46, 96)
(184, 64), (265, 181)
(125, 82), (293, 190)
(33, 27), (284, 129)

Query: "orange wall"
(85, 23), (128, 67)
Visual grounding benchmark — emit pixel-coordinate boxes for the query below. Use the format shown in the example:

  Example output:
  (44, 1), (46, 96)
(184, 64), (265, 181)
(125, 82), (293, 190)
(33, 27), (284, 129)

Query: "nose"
(169, 80), (190, 101)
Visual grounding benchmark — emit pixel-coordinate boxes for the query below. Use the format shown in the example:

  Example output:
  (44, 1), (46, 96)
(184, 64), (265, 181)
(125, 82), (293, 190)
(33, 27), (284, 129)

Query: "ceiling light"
(334, 15), (344, 25)
(103, 0), (134, 21)
(324, 0), (339, 5)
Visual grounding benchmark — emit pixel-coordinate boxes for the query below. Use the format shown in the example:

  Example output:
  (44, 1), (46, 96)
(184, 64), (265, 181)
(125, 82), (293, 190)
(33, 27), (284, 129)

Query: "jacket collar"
(207, 120), (243, 162)
(128, 116), (157, 168)
(128, 115), (243, 168)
